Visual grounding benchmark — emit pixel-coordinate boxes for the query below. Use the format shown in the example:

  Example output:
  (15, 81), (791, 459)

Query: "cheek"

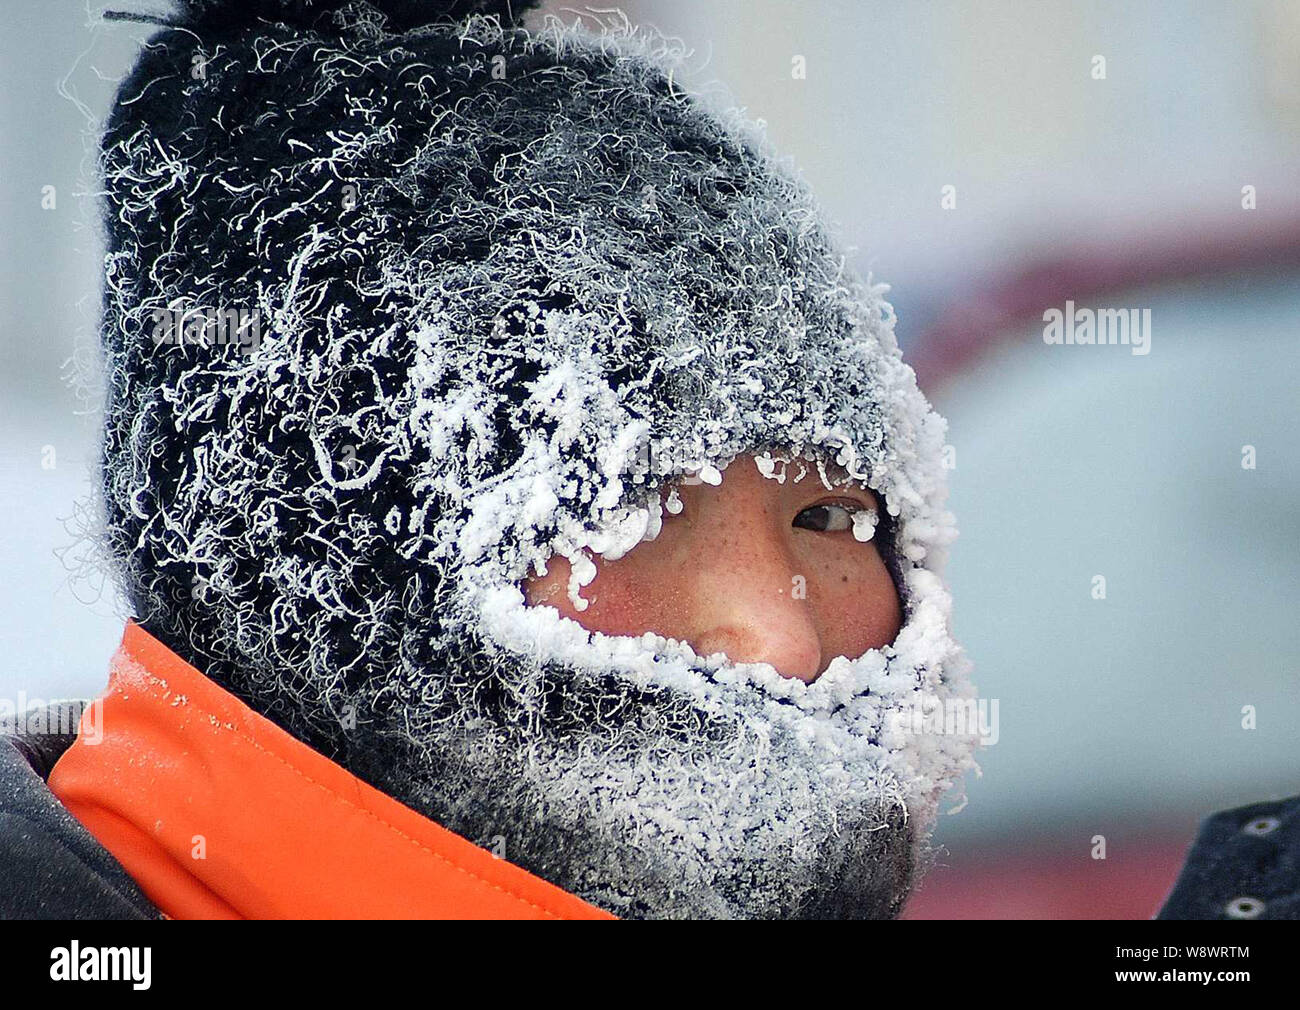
(800, 541), (902, 653)
(522, 553), (679, 637)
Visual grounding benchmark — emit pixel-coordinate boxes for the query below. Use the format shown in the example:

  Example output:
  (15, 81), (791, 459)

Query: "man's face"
(523, 454), (902, 682)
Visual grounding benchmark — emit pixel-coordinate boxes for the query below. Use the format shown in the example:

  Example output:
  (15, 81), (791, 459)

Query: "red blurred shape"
(902, 838), (1191, 920)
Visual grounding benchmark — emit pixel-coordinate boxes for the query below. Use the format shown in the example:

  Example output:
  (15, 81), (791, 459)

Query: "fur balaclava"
(94, 0), (980, 918)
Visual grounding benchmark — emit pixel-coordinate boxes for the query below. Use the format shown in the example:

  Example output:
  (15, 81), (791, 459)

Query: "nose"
(692, 618), (822, 682)
(686, 521), (823, 683)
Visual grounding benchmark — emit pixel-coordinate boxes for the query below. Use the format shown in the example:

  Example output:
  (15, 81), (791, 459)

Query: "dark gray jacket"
(1156, 793), (1300, 920)
(0, 703), (159, 919)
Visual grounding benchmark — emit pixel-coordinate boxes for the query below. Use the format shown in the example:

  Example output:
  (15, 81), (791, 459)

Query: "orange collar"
(48, 620), (615, 920)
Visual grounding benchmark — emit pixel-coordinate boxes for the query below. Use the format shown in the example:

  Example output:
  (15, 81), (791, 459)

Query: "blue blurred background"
(2, 0), (1297, 917)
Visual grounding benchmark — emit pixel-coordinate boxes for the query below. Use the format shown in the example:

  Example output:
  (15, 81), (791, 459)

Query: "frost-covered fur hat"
(95, 0), (979, 917)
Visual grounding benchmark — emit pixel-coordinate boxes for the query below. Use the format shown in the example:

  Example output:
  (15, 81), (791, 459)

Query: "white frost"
(852, 507), (879, 542)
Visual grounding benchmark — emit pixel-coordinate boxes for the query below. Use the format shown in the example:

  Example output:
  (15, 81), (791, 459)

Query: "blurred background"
(2, 0), (1297, 917)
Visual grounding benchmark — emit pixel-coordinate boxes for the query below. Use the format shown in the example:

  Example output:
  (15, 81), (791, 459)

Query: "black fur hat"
(95, 0), (978, 918)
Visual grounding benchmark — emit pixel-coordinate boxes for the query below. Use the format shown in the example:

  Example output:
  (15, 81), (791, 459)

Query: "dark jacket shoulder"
(0, 703), (160, 920)
(1157, 793), (1300, 920)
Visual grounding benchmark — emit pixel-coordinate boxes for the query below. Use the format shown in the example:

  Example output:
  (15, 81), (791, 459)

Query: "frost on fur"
(95, 6), (978, 917)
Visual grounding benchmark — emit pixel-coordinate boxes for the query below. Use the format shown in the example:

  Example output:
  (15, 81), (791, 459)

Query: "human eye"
(792, 500), (861, 533)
